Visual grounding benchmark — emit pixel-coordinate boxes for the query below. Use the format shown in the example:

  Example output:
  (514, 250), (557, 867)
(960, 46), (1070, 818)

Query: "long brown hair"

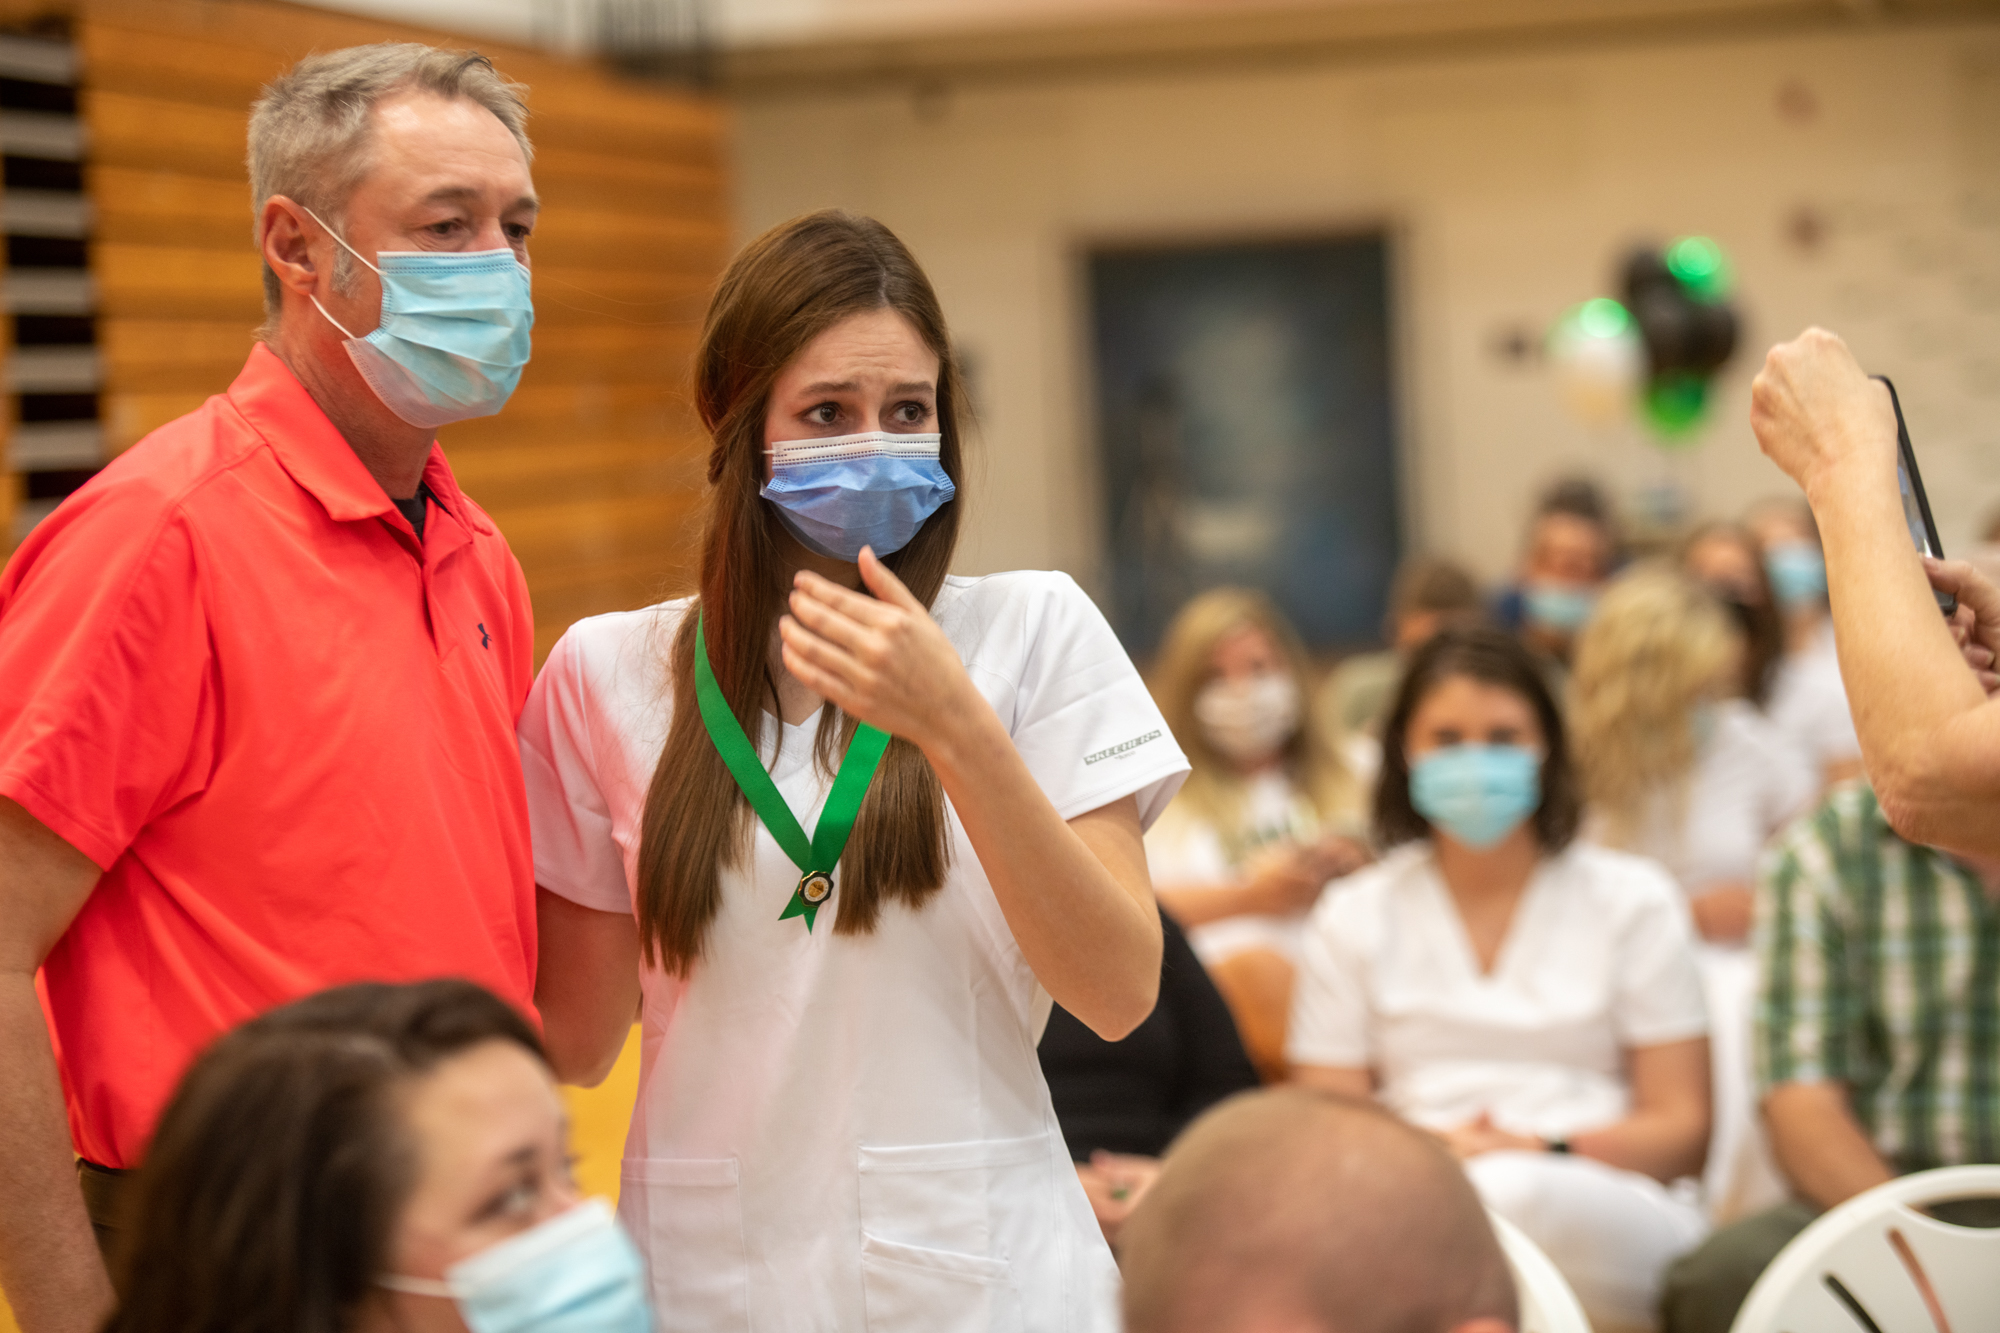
(1679, 520), (1783, 706)
(107, 980), (545, 1333)
(635, 210), (964, 973)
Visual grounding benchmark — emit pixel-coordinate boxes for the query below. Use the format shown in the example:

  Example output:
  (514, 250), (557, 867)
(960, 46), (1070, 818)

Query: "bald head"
(1120, 1089), (1516, 1333)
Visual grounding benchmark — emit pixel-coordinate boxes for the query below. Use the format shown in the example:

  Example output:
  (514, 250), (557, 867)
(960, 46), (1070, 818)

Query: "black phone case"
(1872, 375), (1956, 618)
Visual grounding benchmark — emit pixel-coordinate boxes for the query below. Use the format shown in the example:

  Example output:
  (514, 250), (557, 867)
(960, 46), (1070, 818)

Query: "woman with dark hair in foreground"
(1288, 626), (1712, 1333)
(106, 979), (648, 1333)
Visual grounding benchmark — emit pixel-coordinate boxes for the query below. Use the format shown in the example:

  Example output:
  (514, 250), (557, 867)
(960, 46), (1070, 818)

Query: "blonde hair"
(248, 44), (532, 322)
(1569, 563), (1738, 845)
(1151, 588), (1355, 834)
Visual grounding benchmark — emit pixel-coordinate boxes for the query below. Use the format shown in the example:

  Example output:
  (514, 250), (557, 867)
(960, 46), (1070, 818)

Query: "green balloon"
(1643, 373), (1709, 443)
(1665, 236), (1732, 304)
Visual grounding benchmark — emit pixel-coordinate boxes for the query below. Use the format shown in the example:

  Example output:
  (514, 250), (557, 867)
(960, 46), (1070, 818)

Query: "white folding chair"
(1488, 1210), (1592, 1333)
(1729, 1165), (2000, 1333)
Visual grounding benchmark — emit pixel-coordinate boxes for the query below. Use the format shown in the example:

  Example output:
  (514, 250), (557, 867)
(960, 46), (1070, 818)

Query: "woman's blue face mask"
(1763, 541), (1827, 609)
(760, 431), (955, 562)
(379, 1198), (652, 1333)
(1409, 744), (1542, 849)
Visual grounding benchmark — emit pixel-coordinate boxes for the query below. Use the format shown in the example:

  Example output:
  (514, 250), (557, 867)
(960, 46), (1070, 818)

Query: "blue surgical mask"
(1763, 541), (1827, 609)
(761, 431), (955, 561)
(306, 208), (534, 429)
(1410, 744), (1541, 849)
(1522, 582), (1597, 633)
(380, 1199), (652, 1333)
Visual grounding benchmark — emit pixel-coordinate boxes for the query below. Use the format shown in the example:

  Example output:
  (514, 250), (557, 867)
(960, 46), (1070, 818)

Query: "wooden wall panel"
(65, 0), (726, 661)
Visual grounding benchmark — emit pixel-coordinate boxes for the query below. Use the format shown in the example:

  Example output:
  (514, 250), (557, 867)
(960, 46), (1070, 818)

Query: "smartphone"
(1873, 375), (1957, 617)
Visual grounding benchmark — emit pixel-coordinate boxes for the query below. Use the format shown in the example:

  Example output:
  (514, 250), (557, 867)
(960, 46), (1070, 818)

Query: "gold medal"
(798, 870), (834, 905)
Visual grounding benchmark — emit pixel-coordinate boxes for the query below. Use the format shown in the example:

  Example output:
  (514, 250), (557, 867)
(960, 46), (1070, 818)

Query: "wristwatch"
(1545, 1137), (1572, 1155)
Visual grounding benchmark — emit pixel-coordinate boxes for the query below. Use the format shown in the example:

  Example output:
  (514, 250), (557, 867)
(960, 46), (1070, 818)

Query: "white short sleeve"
(1284, 878), (1379, 1069)
(1756, 718), (1819, 833)
(955, 573), (1189, 829)
(1606, 859), (1710, 1047)
(518, 624), (636, 916)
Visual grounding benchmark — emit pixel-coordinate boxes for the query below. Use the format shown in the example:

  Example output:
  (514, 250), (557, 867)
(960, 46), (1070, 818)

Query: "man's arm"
(0, 797), (109, 1333)
(1750, 329), (2000, 856)
(1763, 1081), (1895, 1211)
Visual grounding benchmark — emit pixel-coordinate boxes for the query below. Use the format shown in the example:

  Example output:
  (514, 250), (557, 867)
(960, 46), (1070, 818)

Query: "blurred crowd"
(1039, 476), (2000, 1333)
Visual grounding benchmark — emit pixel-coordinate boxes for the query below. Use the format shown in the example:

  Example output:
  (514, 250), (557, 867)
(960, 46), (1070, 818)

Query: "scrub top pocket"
(856, 1133), (1054, 1333)
(622, 1157), (749, 1333)
(860, 1233), (1021, 1333)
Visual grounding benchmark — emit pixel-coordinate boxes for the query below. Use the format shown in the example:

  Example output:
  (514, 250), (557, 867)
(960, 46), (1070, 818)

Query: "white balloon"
(1548, 303), (1643, 428)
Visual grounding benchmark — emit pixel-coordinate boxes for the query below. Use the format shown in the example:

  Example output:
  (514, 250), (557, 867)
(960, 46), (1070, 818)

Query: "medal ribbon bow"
(692, 614), (891, 930)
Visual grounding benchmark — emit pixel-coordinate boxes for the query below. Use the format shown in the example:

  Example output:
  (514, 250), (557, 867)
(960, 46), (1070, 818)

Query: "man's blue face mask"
(1522, 582), (1597, 634)
(305, 208), (534, 429)
(760, 431), (956, 562)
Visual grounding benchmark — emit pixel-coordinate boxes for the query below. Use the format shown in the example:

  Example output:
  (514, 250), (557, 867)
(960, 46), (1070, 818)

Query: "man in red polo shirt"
(0, 46), (544, 1331)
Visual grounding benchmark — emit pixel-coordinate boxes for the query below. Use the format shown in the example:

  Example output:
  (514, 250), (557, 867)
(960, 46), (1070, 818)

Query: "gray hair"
(248, 43), (532, 320)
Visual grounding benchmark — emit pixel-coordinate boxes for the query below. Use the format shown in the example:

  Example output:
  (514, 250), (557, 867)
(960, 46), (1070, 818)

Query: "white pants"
(1467, 1151), (1708, 1333)
(1698, 946), (1789, 1223)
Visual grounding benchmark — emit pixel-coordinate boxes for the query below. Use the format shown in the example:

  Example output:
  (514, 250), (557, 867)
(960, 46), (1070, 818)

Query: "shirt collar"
(226, 343), (491, 536)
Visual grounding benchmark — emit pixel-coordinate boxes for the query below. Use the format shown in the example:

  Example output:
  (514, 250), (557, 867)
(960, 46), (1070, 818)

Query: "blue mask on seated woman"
(1409, 744), (1542, 849)
(381, 1198), (651, 1333)
(760, 431), (956, 561)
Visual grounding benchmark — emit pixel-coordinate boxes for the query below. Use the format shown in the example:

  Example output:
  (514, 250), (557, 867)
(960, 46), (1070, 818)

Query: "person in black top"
(1039, 907), (1259, 1245)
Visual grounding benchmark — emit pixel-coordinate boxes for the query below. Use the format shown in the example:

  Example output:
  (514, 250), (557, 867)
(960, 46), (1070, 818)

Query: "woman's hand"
(778, 547), (978, 748)
(1689, 882), (1755, 945)
(1242, 845), (1329, 916)
(782, 548), (1162, 1037)
(1075, 1152), (1162, 1246)
(1303, 834), (1372, 884)
(1436, 1112), (1542, 1161)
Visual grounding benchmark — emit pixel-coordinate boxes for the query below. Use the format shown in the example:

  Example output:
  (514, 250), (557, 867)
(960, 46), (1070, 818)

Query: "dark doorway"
(1089, 233), (1401, 654)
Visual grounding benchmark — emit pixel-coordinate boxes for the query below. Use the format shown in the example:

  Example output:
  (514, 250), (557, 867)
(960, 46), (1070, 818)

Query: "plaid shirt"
(1756, 783), (2000, 1174)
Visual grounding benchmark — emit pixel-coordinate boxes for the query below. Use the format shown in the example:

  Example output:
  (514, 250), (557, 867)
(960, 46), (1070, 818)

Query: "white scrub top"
(1144, 770), (1319, 965)
(1768, 619), (1861, 774)
(1286, 841), (1708, 1140)
(1589, 699), (1817, 895)
(519, 571), (1189, 1333)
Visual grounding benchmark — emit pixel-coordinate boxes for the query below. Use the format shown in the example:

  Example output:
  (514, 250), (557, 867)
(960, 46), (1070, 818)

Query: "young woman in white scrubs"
(1570, 565), (1813, 1221)
(1288, 626), (1711, 1333)
(1144, 587), (1368, 1077)
(520, 211), (1188, 1333)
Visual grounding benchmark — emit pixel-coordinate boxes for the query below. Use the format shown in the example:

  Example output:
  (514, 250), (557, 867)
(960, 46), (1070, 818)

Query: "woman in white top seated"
(1289, 626), (1711, 1333)
(522, 211), (1189, 1332)
(1571, 565), (1815, 948)
(1145, 588), (1368, 1078)
(1745, 497), (1864, 787)
(1570, 564), (1814, 1221)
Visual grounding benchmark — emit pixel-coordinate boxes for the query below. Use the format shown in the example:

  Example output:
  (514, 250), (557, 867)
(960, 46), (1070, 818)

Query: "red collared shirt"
(0, 344), (537, 1166)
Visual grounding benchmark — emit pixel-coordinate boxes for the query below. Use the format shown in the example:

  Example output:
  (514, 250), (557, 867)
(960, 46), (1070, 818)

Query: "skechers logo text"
(1085, 730), (1162, 765)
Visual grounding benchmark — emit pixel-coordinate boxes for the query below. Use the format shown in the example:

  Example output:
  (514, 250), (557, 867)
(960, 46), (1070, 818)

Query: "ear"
(259, 195), (321, 299)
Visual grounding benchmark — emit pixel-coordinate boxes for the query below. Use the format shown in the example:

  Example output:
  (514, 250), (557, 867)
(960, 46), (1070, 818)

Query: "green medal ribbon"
(693, 614), (891, 931)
